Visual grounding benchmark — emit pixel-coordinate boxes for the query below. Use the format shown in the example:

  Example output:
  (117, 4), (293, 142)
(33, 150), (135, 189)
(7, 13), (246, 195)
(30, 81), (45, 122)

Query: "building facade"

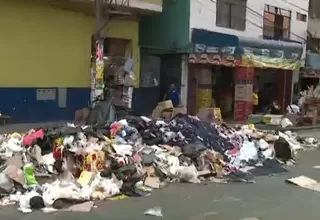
(190, 0), (308, 43)
(140, 0), (309, 120)
(0, 0), (162, 122)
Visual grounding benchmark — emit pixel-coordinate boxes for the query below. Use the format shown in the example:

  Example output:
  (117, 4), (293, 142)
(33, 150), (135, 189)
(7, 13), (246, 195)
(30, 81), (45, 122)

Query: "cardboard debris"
(144, 177), (161, 189)
(152, 100), (173, 119)
(172, 107), (187, 117)
(286, 175), (320, 192)
(158, 100), (173, 109)
(152, 100), (187, 119)
(197, 108), (222, 122)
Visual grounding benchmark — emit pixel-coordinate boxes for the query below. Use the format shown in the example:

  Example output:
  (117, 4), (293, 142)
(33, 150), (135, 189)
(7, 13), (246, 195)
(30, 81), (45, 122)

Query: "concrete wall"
(0, 0), (140, 122)
(190, 0), (309, 43)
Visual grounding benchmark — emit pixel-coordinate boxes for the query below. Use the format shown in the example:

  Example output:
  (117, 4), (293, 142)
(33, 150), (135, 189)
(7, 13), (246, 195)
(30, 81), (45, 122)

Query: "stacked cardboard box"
(152, 100), (187, 119)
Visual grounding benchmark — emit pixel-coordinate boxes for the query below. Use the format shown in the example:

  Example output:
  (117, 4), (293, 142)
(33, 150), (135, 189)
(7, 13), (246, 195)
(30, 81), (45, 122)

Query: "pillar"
(196, 67), (212, 109)
(180, 55), (189, 108)
(234, 67), (254, 121)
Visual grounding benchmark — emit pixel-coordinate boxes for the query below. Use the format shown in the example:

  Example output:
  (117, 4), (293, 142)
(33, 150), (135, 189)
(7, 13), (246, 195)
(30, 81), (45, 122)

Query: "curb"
(255, 124), (320, 132)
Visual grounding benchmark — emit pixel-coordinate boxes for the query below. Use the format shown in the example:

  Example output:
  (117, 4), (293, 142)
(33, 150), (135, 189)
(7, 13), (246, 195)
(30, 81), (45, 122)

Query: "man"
(252, 87), (259, 114)
(264, 100), (281, 115)
(286, 100), (300, 114)
(164, 84), (180, 107)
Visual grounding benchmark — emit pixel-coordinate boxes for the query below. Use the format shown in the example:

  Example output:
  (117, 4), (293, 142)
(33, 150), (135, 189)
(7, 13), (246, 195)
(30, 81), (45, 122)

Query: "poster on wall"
(234, 84), (253, 102)
(233, 68), (254, 121)
(91, 39), (105, 103)
(241, 47), (302, 70)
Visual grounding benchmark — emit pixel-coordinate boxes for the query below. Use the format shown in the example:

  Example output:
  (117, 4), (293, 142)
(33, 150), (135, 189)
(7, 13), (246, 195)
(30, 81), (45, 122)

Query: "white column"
(180, 54), (189, 108)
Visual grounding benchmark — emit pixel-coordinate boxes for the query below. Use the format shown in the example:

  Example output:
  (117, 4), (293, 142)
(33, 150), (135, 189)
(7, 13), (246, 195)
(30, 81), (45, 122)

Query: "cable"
(246, 8), (305, 41)
(196, 0), (264, 30)
(278, 0), (308, 13)
(202, 0), (305, 41)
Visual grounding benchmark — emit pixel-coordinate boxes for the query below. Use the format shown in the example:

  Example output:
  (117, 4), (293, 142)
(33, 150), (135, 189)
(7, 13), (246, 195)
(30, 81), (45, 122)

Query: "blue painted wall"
(0, 88), (90, 123)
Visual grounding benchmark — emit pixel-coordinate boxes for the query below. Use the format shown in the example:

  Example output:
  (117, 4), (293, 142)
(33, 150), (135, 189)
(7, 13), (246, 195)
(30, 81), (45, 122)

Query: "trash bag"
(182, 141), (207, 158)
(274, 137), (292, 163)
(86, 99), (117, 125)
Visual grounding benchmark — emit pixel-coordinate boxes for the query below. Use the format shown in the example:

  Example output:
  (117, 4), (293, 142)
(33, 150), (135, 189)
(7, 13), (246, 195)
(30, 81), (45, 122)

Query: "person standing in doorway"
(253, 87), (259, 114)
(164, 84), (180, 107)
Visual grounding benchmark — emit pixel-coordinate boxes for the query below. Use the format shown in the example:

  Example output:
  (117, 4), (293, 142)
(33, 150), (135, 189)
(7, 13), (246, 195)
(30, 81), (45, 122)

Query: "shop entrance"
(255, 68), (293, 113)
(255, 68), (277, 113)
(187, 64), (235, 119)
(214, 66), (234, 119)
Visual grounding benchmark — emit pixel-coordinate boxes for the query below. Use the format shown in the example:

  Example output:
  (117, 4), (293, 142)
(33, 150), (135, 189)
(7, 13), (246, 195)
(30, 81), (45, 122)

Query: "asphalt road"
(0, 127), (320, 219)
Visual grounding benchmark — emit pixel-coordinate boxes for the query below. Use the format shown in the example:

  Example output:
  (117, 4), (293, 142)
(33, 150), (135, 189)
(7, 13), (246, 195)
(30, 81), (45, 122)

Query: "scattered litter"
(313, 165), (320, 169)
(286, 176), (320, 192)
(144, 206), (163, 217)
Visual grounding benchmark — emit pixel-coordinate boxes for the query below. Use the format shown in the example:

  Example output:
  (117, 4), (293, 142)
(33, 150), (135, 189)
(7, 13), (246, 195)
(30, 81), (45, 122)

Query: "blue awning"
(191, 28), (303, 54)
(191, 28), (239, 47)
(190, 28), (303, 70)
(238, 36), (303, 53)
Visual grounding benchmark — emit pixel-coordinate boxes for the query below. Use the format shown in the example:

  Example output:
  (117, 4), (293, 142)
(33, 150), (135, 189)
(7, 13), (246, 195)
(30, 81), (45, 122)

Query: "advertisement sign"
(189, 44), (302, 70)
(241, 47), (302, 70)
(189, 44), (241, 66)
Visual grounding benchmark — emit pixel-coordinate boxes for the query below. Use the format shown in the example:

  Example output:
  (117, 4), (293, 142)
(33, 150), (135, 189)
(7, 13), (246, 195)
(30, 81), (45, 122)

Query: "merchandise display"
(0, 114), (316, 213)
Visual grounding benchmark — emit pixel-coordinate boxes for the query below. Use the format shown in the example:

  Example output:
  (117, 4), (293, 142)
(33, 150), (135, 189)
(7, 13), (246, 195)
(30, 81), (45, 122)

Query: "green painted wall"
(139, 0), (190, 53)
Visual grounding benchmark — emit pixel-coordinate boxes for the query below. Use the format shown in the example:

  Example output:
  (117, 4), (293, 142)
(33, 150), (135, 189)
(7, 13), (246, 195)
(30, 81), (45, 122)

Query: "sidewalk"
(0, 121), (69, 134)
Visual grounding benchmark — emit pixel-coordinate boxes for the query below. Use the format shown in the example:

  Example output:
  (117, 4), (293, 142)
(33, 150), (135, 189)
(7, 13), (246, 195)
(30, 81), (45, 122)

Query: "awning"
(190, 29), (303, 70)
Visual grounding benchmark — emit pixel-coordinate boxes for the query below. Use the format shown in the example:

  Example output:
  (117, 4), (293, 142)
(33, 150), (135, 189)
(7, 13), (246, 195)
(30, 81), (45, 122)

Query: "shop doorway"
(255, 68), (293, 113)
(214, 66), (234, 119)
(187, 65), (235, 119)
(255, 68), (277, 112)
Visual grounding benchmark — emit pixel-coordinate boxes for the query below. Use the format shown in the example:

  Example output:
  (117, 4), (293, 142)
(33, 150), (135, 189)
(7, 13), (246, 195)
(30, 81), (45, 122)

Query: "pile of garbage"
(0, 114), (315, 213)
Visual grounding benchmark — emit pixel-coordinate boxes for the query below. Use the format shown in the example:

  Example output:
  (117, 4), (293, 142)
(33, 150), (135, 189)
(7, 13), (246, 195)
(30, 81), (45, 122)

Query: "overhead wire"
(278, 0), (308, 13)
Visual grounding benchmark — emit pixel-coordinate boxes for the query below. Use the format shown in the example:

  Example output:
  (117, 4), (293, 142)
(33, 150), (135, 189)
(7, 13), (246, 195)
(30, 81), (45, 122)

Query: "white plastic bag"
(144, 206), (163, 217)
(259, 139), (269, 150)
(174, 165), (200, 184)
(281, 118), (293, 128)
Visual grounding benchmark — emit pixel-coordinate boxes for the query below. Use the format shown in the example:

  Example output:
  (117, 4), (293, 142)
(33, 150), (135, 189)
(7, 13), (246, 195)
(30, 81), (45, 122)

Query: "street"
(0, 129), (319, 219)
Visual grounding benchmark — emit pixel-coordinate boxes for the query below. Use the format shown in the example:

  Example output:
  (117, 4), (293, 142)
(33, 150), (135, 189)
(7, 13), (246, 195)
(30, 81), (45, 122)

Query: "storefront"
(300, 53), (320, 90)
(0, 0), (140, 122)
(188, 29), (303, 121)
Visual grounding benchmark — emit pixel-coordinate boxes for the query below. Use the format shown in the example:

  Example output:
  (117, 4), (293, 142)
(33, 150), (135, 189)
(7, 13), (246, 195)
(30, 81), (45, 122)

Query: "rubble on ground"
(0, 114), (316, 213)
